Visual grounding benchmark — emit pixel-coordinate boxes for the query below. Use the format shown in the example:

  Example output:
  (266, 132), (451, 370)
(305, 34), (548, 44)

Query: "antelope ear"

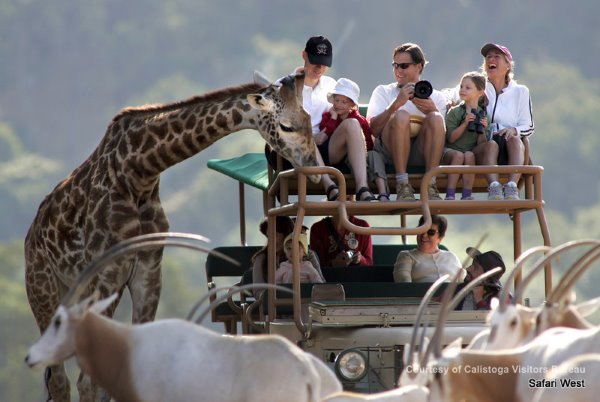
(442, 337), (462, 357)
(90, 293), (118, 314)
(490, 297), (500, 310)
(247, 94), (274, 112)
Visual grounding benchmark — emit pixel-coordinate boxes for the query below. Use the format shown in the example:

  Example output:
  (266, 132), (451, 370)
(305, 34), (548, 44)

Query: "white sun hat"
(327, 78), (360, 105)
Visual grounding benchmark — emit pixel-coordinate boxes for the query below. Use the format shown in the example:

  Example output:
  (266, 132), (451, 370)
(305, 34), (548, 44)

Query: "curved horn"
(426, 268), (502, 363)
(498, 245), (551, 311)
(420, 270), (463, 366)
(513, 240), (600, 303)
(406, 274), (450, 369)
(61, 232), (232, 306)
(549, 243), (600, 304)
(192, 283), (295, 325)
(548, 241), (600, 303)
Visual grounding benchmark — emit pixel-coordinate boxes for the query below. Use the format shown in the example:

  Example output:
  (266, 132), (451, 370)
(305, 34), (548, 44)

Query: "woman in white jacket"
(475, 43), (535, 200)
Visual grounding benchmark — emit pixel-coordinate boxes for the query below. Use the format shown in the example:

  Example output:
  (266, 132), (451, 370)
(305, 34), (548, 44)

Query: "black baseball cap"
(305, 36), (333, 67)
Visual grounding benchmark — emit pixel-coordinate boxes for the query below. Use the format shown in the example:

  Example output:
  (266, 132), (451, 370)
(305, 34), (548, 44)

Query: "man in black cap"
(459, 247), (507, 310)
(266, 35), (340, 198)
(299, 35), (336, 135)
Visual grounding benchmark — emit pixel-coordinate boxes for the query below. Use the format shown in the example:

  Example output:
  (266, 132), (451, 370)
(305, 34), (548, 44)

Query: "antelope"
(25, 233), (342, 401)
(26, 291), (342, 402)
(531, 353), (600, 402)
(413, 273), (600, 402)
(485, 240), (600, 350)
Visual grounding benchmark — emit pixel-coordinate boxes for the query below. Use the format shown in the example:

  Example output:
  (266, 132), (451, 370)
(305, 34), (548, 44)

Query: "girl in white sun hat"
(316, 78), (385, 201)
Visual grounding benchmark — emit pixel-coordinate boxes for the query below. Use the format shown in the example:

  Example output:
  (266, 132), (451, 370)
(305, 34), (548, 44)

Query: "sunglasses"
(392, 62), (416, 70)
(424, 229), (438, 236)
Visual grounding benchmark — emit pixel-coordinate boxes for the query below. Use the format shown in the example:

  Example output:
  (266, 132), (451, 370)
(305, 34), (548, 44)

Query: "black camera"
(467, 108), (486, 134)
(413, 80), (433, 99)
(344, 250), (355, 260)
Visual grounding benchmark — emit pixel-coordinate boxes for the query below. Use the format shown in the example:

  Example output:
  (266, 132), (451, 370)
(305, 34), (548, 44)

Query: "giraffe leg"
(76, 370), (112, 402)
(46, 365), (71, 402)
(129, 250), (163, 323)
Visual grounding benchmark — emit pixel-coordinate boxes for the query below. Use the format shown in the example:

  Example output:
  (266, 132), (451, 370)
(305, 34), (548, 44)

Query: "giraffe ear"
(247, 94), (275, 112)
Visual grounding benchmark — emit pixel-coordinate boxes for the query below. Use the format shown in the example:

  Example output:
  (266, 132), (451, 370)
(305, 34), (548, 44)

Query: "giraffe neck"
(109, 83), (264, 190)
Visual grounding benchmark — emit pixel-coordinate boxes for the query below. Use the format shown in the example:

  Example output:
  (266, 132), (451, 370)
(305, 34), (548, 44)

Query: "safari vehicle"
(205, 107), (551, 393)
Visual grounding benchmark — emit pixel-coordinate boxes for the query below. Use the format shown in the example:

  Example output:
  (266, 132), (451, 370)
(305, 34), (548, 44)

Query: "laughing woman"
(475, 43), (535, 201)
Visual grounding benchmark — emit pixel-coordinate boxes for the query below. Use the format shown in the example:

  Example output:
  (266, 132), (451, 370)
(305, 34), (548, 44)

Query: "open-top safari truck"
(205, 107), (551, 393)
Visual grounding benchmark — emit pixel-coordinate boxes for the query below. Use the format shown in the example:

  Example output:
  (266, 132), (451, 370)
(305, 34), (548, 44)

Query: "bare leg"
(462, 151), (476, 191)
(419, 112), (446, 173)
(381, 110), (411, 175)
(328, 118), (370, 195)
(315, 147), (338, 198)
(473, 140), (499, 184)
(442, 149), (464, 190)
(506, 135), (525, 183)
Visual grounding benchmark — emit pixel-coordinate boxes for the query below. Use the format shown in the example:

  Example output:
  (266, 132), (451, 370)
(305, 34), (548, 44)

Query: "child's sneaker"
(488, 182), (503, 200)
(503, 184), (520, 200)
(461, 195), (475, 200)
(444, 195), (455, 200)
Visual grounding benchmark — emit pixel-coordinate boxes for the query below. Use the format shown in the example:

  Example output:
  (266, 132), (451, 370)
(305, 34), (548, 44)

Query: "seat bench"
(205, 244), (444, 332)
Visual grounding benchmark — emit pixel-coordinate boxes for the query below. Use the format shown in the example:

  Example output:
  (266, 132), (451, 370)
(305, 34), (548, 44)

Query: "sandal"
(326, 184), (339, 201)
(377, 193), (390, 202)
(356, 187), (376, 202)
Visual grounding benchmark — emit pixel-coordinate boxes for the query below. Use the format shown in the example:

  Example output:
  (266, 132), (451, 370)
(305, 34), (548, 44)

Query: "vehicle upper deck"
(205, 105), (552, 337)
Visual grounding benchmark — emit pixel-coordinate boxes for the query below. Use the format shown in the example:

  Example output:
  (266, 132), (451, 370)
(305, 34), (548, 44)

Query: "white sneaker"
(503, 184), (520, 200)
(488, 183), (503, 200)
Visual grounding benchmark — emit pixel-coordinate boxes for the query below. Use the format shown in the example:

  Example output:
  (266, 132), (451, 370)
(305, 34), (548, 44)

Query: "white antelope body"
(26, 293), (342, 402)
(321, 385), (429, 402)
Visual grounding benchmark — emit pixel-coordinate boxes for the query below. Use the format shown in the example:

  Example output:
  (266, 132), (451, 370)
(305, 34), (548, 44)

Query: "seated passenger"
(309, 205), (374, 267)
(457, 247), (507, 310)
(367, 42), (448, 201)
(276, 233), (325, 284)
(316, 77), (376, 201)
(251, 216), (295, 287)
(393, 215), (465, 282)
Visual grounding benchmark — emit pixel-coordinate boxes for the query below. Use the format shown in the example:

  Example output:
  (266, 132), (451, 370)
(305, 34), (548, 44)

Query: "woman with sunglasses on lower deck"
(393, 215), (465, 283)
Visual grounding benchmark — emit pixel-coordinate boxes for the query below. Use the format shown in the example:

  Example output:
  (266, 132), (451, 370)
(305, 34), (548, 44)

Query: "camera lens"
(413, 80), (433, 99)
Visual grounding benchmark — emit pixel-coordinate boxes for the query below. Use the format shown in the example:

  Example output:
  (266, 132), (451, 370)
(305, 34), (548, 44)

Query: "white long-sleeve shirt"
(393, 248), (465, 283)
(485, 80), (534, 137)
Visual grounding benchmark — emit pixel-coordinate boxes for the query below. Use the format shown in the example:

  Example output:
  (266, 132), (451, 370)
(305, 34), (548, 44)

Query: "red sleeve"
(351, 217), (373, 266)
(309, 220), (334, 267)
(319, 112), (338, 137)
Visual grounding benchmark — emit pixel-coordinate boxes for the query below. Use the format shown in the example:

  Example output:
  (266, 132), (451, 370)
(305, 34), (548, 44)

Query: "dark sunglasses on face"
(425, 229), (438, 236)
(392, 62), (416, 70)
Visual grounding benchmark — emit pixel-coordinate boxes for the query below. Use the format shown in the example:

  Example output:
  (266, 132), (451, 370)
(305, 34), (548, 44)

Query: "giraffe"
(24, 72), (318, 402)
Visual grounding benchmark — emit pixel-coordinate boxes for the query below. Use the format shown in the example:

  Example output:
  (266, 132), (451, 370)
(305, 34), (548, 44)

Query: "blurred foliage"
(2, 0), (600, 399)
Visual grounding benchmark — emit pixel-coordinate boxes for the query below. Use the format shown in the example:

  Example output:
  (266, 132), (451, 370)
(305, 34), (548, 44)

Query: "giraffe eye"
(279, 123), (295, 132)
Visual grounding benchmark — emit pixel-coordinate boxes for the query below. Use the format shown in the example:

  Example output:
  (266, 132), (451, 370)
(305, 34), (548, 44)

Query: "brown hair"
(461, 71), (489, 109)
(393, 43), (427, 73)
(418, 215), (448, 237)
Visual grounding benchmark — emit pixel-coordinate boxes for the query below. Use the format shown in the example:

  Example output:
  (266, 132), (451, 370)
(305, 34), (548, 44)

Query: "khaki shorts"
(372, 136), (427, 168)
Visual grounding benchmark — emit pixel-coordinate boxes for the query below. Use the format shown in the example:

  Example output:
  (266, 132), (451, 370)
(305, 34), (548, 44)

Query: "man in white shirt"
(268, 36), (341, 200)
(367, 43), (447, 201)
(300, 35), (336, 134)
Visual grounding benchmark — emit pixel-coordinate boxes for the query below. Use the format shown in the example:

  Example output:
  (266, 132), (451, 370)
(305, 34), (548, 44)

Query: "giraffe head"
(247, 73), (321, 183)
